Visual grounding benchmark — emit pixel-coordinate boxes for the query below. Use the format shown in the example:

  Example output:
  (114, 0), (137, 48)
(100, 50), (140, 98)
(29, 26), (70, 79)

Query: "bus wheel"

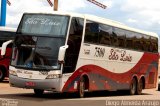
(78, 77), (85, 98)
(0, 69), (5, 82)
(136, 79), (143, 95)
(34, 89), (44, 96)
(129, 78), (137, 95)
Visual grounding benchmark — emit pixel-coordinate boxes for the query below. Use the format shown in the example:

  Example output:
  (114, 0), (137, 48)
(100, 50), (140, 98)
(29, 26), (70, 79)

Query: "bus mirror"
(1, 40), (13, 57)
(58, 45), (68, 63)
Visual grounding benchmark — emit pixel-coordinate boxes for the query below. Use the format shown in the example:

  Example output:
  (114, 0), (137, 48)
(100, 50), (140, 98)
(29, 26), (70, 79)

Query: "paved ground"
(0, 80), (160, 106)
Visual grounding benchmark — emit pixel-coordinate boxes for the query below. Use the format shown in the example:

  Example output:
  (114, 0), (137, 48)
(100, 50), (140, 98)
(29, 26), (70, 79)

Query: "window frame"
(83, 20), (158, 53)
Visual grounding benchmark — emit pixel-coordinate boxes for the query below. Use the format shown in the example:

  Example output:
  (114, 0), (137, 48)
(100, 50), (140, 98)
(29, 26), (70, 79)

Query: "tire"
(129, 78), (137, 95)
(34, 89), (44, 96)
(0, 69), (5, 82)
(136, 79), (143, 95)
(78, 77), (85, 98)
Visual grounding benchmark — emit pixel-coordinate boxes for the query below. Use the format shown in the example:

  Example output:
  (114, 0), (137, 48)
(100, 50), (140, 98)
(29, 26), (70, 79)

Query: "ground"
(0, 79), (160, 106)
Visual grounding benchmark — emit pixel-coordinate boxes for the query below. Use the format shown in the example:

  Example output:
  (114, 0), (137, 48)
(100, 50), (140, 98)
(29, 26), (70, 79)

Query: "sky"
(3, 0), (160, 35)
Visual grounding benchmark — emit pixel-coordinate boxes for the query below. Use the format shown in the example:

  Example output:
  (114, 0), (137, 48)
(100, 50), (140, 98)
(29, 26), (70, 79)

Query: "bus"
(6, 12), (159, 97)
(0, 27), (16, 81)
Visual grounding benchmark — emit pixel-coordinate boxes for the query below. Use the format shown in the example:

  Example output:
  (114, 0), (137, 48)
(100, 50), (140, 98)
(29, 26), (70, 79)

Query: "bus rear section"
(9, 12), (159, 98)
(0, 27), (16, 81)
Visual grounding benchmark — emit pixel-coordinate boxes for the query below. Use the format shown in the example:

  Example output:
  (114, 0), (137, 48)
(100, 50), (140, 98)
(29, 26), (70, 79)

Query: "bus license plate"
(25, 82), (35, 87)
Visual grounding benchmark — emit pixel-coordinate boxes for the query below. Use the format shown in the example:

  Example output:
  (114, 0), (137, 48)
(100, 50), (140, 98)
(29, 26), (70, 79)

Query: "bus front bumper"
(9, 75), (61, 92)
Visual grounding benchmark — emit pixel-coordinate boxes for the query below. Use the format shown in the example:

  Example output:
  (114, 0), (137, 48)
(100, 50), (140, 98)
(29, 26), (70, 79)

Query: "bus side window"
(141, 35), (149, 52)
(111, 31), (118, 47)
(145, 41), (150, 52)
(113, 28), (126, 48)
(84, 21), (99, 44)
(134, 33), (142, 51)
(151, 37), (158, 53)
(63, 17), (84, 73)
(126, 31), (134, 49)
(99, 24), (112, 46)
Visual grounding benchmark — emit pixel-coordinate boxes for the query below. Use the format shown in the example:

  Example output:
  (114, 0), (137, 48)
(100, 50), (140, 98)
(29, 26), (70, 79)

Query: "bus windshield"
(11, 14), (70, 70)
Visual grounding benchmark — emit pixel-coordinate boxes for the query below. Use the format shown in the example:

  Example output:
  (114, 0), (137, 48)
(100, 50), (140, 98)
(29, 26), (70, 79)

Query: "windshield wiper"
(21, 44), (36, 48)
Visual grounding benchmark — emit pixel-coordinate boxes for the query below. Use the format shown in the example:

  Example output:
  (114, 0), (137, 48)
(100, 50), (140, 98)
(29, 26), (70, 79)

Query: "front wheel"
(129, 78), (137, 95)
(34, 89), (44, 96)
(78, 77), (85, 98)
(0, 69), (5, 82)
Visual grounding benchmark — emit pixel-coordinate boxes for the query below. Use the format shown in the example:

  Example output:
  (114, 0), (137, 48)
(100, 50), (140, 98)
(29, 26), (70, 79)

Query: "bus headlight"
(46, 74), (62, 79)
(9, 70), (17, 76)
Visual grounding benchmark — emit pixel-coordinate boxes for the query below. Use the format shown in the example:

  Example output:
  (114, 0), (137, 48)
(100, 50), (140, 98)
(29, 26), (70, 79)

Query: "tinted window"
(35, 37), (64, 67)
(141, 34), (149, 51)
(63, 17), (84, 73)
(84, 21), (99, 44)
(113, 28), (126, 48)
(99, 24), (112, 45)
(150, 37), (158, 53)
(83, 20), (158, 53)
(126, 31), (134, 49)
(133, 33), (142, 50)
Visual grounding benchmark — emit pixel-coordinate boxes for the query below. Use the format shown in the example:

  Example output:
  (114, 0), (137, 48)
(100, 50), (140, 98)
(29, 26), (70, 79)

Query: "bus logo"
(109, 49), (132, 62)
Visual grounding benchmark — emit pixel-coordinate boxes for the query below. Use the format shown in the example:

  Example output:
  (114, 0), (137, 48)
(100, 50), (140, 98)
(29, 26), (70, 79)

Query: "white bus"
(7, 12), (159, 97)
(0, 27), (16, 81)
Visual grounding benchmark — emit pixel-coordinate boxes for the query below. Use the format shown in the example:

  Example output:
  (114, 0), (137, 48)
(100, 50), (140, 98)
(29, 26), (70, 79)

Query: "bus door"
(63, 17), (84, 74)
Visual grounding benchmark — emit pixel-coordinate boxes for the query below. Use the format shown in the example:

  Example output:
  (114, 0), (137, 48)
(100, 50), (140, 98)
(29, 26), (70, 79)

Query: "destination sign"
(24, 17), (61, 26)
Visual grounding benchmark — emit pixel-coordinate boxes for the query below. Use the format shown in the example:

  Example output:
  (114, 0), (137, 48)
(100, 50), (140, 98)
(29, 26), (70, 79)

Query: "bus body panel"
(62, 52), (158, 92)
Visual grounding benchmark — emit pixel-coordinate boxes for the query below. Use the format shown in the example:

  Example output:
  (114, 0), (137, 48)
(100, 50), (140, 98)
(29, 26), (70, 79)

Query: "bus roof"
(0, 27), (16, 32)
(23, 12), (159, 38)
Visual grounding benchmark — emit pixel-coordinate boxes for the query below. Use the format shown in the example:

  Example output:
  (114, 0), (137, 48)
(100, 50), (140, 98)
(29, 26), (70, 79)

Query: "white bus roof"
(0, 27), (16, 32)
(24, 12), (159, 38)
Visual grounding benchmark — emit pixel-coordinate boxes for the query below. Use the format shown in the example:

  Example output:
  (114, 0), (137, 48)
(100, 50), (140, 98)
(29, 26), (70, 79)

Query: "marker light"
(9, 70), (17, 76)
